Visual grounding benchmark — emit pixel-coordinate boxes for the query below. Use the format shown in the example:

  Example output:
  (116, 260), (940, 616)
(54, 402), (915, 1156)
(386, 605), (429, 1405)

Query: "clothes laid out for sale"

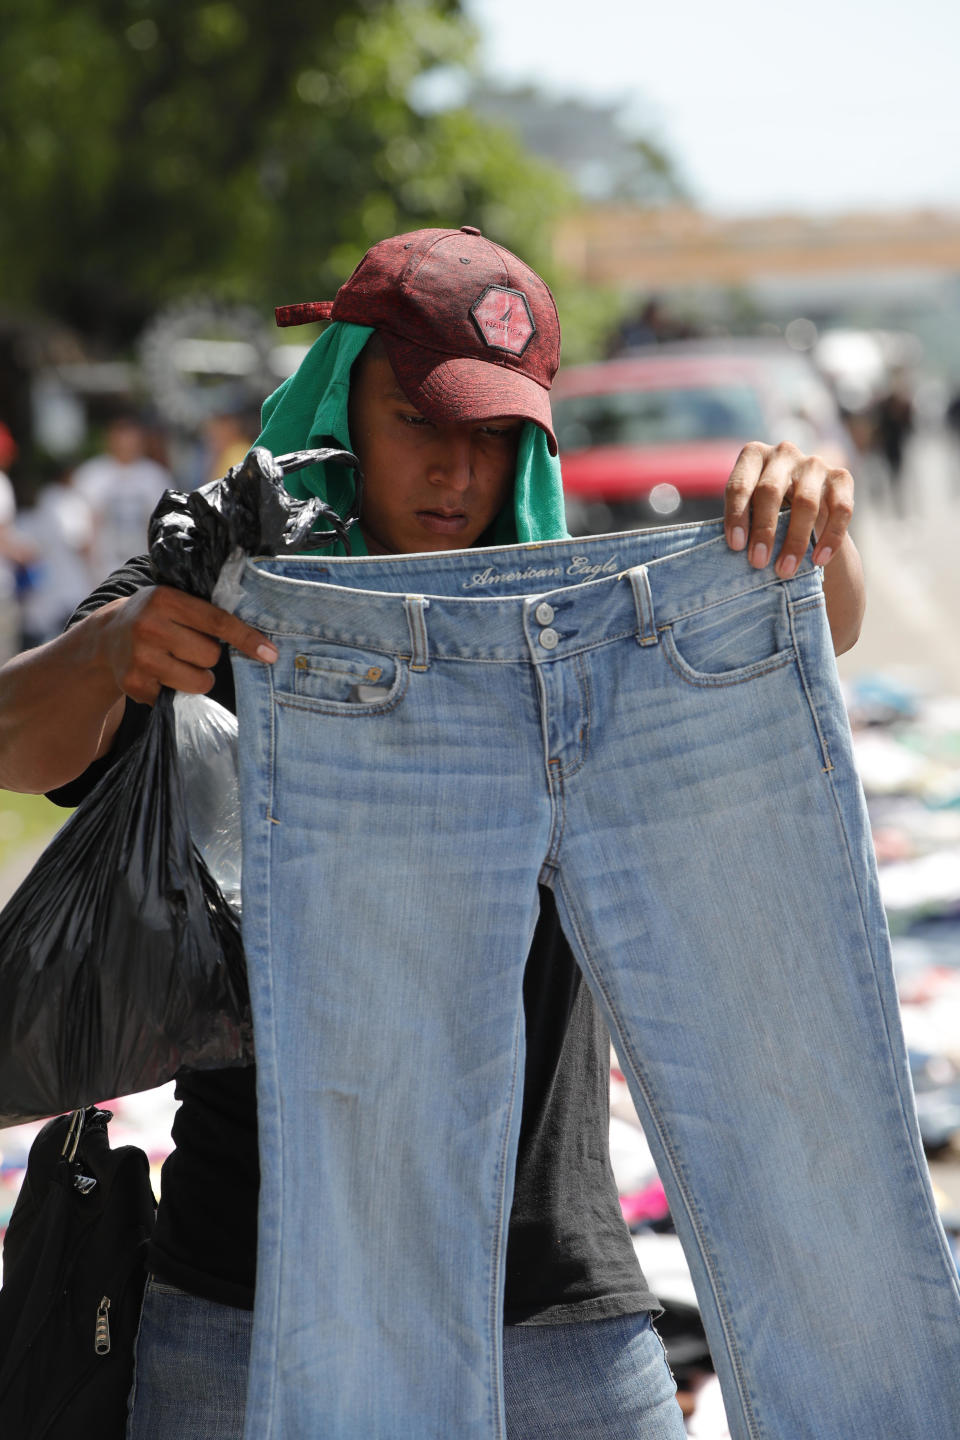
(230, 514), (960, 1440)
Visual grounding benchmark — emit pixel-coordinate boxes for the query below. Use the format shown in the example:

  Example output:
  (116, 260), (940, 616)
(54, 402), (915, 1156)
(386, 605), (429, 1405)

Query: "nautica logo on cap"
(470, 285), (536, 356)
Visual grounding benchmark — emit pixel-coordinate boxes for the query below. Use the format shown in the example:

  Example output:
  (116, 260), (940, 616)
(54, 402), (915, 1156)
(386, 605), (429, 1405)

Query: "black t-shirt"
(50, 558), (655, 1324)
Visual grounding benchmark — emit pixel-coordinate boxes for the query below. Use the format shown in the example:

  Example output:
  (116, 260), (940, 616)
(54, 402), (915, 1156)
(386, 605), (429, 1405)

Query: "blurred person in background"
(943, 385), (960, 495)
(16, 460), (94, 649)
(0, 422), (37, 662)
(607, 297), (697, 356)
(873, 367), (914, 514)
(73, 412), (171, 583)
(202, 398), (262, 486)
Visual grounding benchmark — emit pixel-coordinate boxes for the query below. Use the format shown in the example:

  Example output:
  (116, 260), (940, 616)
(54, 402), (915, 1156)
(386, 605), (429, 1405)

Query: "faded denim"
(125, 1281), (683, 1440)
(230, 515), (960, 1440)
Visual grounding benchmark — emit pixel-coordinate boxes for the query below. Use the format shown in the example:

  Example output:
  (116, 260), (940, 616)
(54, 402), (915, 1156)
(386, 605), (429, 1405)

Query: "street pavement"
(838, 426), (960, 1205)
(837, 426), (960, 693)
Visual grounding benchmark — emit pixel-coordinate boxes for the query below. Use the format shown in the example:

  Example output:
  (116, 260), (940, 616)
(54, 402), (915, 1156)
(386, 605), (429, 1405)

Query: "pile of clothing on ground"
(847, 675), (960, 1164)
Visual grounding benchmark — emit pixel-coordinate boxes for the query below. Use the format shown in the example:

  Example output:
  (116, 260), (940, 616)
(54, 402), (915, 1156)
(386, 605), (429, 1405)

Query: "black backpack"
(0, 1107), (156, 1438)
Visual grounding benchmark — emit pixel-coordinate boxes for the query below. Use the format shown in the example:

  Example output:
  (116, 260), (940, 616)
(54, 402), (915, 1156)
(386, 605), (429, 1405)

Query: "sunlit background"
(2, 3), (959, 1429)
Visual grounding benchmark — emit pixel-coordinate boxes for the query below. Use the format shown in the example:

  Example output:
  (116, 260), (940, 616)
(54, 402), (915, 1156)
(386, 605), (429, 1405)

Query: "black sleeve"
(44, 555), (238, 809)
(66, 555), (158, 626)
(45, 557), (158, 808)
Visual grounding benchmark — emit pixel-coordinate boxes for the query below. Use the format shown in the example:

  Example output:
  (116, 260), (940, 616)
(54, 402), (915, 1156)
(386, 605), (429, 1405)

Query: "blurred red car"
(553, 346), (851, 535)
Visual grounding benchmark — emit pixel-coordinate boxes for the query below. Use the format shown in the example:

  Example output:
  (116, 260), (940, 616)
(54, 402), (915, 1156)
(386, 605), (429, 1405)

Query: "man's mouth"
(415, 508), (469, 534)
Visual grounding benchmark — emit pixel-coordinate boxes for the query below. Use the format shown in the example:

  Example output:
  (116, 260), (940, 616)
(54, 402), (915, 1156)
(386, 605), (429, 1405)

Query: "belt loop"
(628, 566), (658, 646)
(404, 594), (431, 671)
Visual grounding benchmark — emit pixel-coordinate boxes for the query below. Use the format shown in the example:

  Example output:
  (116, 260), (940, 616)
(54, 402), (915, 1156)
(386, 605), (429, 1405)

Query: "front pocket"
(661, 584), (794, 687)
(278, 642), (406, 712)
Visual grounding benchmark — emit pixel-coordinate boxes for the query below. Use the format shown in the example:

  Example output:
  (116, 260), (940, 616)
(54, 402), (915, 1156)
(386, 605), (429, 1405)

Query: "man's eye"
(480, 423), (521, 440)
(398, 411), (430, 427)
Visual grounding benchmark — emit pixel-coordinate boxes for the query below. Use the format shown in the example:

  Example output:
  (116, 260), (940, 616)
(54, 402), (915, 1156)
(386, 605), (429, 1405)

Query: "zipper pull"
(95, 1296), (111, 1355)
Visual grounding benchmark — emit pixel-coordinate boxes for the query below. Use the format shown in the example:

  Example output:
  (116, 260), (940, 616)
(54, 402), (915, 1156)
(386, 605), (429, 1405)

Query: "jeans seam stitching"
(790, 595), (824, 614)
(557, 654), (593, 780)
(275, 664), (411, 717)
(653, 571), (809, 628)
(552, 876), (764, 1440)
(660, 627), (795, 688)
(544, 760), (566, 864)
(487, 1008), (524, 1440)
(266, 662), (278, 823)
(535, 666), (567, 865)
(261, 662), (282, 1433)
(786, 605), (834, 771)
(577, 653), (592, 773)
(819, 773), (960, 1293)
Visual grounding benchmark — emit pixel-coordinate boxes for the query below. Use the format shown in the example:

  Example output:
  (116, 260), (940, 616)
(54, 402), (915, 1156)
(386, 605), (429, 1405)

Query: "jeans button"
(538, 627), (559, 650)
(535, 602), (555, 625)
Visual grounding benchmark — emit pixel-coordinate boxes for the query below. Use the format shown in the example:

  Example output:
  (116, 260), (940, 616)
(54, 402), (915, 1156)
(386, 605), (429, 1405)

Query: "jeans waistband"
(233, 513), (821, 665)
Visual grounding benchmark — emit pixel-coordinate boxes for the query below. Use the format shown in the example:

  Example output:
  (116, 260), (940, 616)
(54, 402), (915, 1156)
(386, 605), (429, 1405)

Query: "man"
(73, 412), (171, 584)
(0, 422), (36, 662)
(0, 227), (862, 1438)
(16, 461), (95, 648)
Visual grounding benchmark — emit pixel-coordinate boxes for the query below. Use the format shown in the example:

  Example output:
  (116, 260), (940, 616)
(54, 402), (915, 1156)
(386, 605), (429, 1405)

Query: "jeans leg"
(550, 592), (960, 1438)
(503, 1313), (686, 1440)
(126, 1279), (252, 1440)
(235, 644), (551, 1439)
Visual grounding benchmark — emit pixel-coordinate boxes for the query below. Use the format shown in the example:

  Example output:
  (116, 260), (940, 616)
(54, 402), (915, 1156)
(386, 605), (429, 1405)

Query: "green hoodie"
(254, 321), (569, 553)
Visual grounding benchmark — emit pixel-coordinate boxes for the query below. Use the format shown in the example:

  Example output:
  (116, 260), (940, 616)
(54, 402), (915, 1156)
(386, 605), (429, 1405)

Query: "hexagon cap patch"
(470, 286), (536, 356)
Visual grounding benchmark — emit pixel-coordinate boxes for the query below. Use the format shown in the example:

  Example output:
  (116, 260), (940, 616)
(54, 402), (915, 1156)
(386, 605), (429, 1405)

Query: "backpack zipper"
(94, 1296), (111, 1355)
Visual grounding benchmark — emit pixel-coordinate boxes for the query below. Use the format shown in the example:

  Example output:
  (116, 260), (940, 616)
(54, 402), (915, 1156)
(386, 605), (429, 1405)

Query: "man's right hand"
(0, 585), (277, 793)
(96, 586), (278, 706)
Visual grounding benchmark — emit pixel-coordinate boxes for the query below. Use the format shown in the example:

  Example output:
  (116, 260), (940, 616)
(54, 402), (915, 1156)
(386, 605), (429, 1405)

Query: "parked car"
(554, 344), (853, 536)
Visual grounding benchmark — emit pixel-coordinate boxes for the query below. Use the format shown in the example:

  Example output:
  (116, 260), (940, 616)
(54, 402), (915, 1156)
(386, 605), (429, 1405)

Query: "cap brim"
(381, 336), (558, 456)
(275, 301), (334, 328)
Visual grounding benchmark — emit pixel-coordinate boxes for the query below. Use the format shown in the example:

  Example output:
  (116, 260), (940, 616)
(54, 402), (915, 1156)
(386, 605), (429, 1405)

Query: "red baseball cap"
(275, 227), (560, 454)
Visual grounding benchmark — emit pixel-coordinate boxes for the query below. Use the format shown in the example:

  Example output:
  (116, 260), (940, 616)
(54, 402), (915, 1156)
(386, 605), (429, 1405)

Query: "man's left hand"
(723, 441), (854, 577)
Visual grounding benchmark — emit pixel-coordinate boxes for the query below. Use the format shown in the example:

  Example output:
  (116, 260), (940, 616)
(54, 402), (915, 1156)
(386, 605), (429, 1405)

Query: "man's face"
(106, 420), (145, 465)
(348, 348), (523, 555)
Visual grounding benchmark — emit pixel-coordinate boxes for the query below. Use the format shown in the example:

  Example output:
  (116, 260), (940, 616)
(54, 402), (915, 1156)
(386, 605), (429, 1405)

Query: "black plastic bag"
(0, 688), (252, 1127)
(149, 442), (363, 597)
(0, 444), (360, 1126)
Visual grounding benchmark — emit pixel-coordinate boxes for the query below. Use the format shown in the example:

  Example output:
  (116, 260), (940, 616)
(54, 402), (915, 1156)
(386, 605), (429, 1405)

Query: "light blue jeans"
(230, 516), (960, 1440)
(126, 1279), (684, 1439)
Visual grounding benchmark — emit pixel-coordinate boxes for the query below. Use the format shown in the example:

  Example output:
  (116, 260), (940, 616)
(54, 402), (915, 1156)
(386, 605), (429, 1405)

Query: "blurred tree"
(0, 0), (573, 345)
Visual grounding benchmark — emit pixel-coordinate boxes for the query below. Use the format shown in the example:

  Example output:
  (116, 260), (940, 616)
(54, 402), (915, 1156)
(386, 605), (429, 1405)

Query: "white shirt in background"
(17, 485), (95, 643)
(74, 454), (171, 583)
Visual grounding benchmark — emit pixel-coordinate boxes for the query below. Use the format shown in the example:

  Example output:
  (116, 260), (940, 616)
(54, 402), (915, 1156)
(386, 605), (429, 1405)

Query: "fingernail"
(778, 554), (798, 578)
(257, 643), (278, 663)
(752, 543), (768, 568)
(815, 546), (832, 566)
(731, 526), (746, 550)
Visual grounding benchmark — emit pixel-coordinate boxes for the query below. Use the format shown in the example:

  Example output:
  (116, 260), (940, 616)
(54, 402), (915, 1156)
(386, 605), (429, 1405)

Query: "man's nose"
(429, 433), (473, 491)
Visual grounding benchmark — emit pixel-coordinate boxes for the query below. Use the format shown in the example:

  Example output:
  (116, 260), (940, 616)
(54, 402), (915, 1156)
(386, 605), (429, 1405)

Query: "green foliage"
(0, 0), (575, 344)
(0, 790), (66, 878)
